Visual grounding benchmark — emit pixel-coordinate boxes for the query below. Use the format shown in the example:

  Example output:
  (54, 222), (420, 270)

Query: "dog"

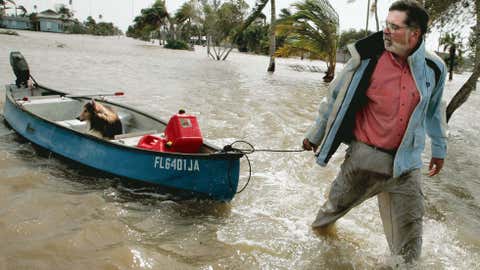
(77, 99), (123, 139)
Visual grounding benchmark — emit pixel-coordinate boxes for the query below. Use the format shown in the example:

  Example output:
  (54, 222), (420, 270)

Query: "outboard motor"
(10, 51), (30, 88)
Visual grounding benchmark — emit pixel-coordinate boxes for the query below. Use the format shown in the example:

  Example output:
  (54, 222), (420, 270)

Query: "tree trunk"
(446, 63), (480, 122)
(365, 0), (371, 36)
(446, 0), (480, 122)
(267, 0), (276, 72)
(222, 43), (235, 60)
(374, 0), (379, 31)
(207, 35), (215, 60)
(448, 44), (456, 81)
(168, 18), (175, 40)
(324, 41), (337, 82)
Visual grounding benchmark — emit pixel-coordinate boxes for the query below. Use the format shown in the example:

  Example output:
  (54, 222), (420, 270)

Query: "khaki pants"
(312, 141), (424, 262)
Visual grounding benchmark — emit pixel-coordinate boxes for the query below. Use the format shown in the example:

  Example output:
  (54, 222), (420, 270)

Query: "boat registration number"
(153, 156), (200, 171)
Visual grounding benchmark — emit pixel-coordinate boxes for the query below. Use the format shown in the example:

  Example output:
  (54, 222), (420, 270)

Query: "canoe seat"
(56, 119), (87, 132)
(22, 97), (81, 121)
(112, 130), (160, 146)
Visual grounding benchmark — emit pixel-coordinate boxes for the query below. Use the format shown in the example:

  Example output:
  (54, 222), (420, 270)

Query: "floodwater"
(0, 30), (479, 269)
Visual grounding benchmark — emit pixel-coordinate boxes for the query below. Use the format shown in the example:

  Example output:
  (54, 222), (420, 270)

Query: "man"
(302, 0), (447, 263)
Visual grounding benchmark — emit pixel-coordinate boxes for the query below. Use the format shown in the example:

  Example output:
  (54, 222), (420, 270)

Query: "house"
(0, 16), (31, 30)
(36, 9), (70, 33)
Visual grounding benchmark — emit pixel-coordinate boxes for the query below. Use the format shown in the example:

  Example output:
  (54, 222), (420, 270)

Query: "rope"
(29, 74), (39, 87)
(223, 140), (306, 154)
(222, 140), (306, 194)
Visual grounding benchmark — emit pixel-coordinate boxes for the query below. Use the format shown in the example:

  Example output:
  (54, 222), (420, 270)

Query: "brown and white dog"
(77, 99), (123, 139)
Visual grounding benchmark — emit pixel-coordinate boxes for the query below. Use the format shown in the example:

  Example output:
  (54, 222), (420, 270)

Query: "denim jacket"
(305, 32), (447, 178)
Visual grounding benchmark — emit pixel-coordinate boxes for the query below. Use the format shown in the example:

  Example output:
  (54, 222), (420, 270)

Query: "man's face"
(383, 10), (420, 58)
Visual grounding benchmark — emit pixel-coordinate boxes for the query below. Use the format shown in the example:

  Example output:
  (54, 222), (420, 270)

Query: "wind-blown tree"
(425, 0), (480, 122)
(143, 0), (171, 41)
(275, 8), (292, 51)
(127, 0), (176, 43)
(175, 0), (200, 44)
(202, 0), (249, 60)
(57, 5), (73, 19)
(57, 4), (74, 31)
(275, 0), (339, 82)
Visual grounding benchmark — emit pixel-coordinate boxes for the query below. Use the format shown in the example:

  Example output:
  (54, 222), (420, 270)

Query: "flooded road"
(0, 30), (479, 269)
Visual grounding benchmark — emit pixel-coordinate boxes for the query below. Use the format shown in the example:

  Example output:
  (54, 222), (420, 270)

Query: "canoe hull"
(3, 87), (241, 201)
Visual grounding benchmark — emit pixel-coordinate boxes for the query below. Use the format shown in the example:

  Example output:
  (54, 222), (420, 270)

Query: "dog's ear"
(91, 98), (100, 112)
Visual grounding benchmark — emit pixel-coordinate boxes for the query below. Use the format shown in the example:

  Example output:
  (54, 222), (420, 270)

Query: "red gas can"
(136, 135), (166, 152)
(164, 112), (203, 153)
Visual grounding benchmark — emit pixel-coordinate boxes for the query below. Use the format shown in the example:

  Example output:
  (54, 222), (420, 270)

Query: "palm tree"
(276, 0), (339, 82)
(175, 0), (198, 44)
(142, 0), (170, 41)
(58, 5), (74, 20)
(439, 33), (460, 81)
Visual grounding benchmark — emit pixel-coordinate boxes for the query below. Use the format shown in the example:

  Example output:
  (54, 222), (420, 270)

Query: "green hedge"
(164, 39), (190, 50)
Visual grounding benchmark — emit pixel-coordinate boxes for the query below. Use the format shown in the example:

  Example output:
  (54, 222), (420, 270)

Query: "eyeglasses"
(383, 22), (409, 32)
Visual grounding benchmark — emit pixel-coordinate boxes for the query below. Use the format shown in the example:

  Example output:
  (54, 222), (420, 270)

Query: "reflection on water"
(0, 30), (479, 269)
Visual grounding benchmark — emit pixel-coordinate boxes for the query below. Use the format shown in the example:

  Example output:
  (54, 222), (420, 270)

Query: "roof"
(37, 9), (64, 20)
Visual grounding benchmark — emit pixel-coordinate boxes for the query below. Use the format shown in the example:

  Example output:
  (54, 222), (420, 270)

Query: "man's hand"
(428, 157), (444, 177)
(303, 138), (318, 152)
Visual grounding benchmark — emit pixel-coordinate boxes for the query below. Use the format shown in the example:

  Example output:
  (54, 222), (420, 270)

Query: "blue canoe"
(2, 83), (243, 201)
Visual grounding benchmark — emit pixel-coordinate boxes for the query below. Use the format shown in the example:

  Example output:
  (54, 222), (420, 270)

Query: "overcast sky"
(11, 0), (394, 33)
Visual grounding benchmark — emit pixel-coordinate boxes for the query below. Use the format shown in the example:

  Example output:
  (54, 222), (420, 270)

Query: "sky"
(8, 0), (394, 33)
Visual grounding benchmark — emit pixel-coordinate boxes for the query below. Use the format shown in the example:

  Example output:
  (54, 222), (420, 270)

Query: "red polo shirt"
(353, 51), (420, 150)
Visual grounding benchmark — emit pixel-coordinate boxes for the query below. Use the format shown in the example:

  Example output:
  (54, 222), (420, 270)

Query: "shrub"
(164, 39), (190, 50)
